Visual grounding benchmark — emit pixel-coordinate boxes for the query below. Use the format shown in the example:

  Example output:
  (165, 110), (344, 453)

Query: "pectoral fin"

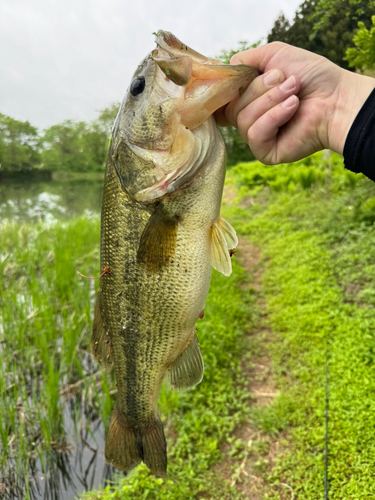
(165, 333), (204, 391)
(91, 291), (113, 369)
(137, 207), (178, 272)
(210, 217), (238, 276)
(217, 216), (238, 249)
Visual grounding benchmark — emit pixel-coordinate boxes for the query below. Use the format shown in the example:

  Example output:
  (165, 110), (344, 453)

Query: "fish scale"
(91, 30), (258, 477)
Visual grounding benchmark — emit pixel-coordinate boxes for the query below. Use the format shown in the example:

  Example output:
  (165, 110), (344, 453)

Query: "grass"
(0, 208), (261, 498)
(5, 149), (375, 499)
(0, 215), (115, 494)
(223, 151), (375, 498)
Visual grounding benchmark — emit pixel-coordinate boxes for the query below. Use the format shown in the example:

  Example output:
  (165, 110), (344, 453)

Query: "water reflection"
(0, 177), (103, 222)
(0, 177), (112, 499)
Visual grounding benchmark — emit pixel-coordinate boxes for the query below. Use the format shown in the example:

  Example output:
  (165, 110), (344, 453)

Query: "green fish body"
(91, 31), (258, 477)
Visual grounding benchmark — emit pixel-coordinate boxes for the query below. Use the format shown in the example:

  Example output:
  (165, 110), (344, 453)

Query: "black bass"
(91, 31), (257, 477)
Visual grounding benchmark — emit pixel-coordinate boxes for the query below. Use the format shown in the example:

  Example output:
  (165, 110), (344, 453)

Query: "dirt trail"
(218, 185), (292, 499)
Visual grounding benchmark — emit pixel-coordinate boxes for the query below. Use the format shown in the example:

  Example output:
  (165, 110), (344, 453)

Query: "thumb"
(230, 43), (284, 73)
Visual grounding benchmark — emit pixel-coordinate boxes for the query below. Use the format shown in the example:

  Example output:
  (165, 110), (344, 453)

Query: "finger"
(237, 75), (301, 141)
(224, 69), (286, 128)
(247, 95), (300, 164)
(230, 42), (289, 72)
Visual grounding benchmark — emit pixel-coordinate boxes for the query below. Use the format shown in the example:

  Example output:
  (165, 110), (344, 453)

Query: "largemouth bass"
(91, 31), (257, 477)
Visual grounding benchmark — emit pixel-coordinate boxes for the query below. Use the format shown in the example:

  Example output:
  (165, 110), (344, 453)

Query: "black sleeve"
(343, 87), (375, 181)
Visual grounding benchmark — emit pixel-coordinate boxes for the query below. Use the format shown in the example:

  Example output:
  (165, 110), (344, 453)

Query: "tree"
(39, 104), (120, 173)
(95, 103), (120, 135)
(267, 14), (291, 44)
(0, 114), (40, 173)
(345, 15), (375, 70)
(267, 0), (374, 69)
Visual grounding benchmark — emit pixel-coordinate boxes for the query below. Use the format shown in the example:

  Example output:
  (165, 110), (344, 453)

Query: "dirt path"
(215, 234), (291, 499)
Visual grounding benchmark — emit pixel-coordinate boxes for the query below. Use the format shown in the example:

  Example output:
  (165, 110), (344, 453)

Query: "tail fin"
(105, 407), (167, 477)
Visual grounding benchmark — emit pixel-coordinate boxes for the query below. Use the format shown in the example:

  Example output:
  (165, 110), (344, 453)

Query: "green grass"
(5, 150), (375, 499)
(1, 211), (261, 499)
(0, 216), (115, 493)
(224, 151), (375, 498)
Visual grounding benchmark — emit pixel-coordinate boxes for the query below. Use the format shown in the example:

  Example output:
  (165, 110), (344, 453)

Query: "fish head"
(112, 30), (258, 201)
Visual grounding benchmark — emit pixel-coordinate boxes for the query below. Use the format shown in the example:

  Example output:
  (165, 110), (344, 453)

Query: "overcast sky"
(0, 0), (301, 129)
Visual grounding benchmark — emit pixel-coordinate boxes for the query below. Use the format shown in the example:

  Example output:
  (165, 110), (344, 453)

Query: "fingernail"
(279, 76), (296, 92)
(263, 70), (280, 87)
(281, 95), (297, 108)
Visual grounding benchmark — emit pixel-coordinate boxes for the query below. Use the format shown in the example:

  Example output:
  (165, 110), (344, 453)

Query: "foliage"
(6, 151), (375, 497)
(267, 0), (375, 69)
(0, 216), (109, 494)
(0, 104), (120, 176)
(219, 126), (255, 167)
(217, 40), (262, 65)
(232, 151), (362, 194)
(0, 114), (40, 173)
(0, 213), (258, 498)
(346, 15), (375, 70)
(224, 151), (375, 498)
(40, 104), (119, 173)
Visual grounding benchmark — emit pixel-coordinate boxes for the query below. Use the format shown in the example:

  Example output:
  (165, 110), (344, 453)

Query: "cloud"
(0, 0), (300, 128)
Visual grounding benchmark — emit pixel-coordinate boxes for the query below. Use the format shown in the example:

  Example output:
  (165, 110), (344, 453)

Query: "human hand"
(216, 42), (375, 165)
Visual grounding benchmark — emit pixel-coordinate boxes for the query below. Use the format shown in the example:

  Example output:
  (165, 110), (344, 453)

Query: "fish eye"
(130, 77), (146, 97)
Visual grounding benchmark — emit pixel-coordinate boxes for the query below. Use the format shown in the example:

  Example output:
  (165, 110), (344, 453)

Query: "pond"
(0, 176), (117, 500)
(0, 177), (103, 223)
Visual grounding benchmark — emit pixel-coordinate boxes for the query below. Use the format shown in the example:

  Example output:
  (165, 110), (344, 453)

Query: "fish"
(91, 30), (258, 477)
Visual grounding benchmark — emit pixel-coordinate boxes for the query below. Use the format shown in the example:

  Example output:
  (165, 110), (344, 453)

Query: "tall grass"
(1, 211), (260, 499)
(0, 216), (114, 495)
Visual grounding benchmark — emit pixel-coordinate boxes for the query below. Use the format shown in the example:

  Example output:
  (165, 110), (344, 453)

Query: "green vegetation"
(0, 211), (260, 498)
(81, 261), (259, 499)
(5, 149), (375, 499)
(0, 114), (40, 173)
(267, 0), (375, 69)
(220, 151), (375, 498)
(81, 152), (375, 500)
(346, 15), (375, 71)
(0, 104), (119, 176)
(0, 216), (115, 493)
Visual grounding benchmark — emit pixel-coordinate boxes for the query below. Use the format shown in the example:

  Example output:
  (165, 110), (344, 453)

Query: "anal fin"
(165, 333), (204, 391)
(90, 291), (113, 369)
(210, 216), (238, 276)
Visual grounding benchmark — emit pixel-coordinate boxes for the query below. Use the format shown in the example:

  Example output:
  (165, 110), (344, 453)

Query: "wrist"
(327, 70), (375, 155)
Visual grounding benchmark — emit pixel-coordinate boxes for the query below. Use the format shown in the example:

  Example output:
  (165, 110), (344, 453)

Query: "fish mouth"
(133, 31), (258, 202)
(153, 30), (258, 130)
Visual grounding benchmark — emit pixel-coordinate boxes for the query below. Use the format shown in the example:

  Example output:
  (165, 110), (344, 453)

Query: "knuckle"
(265, 108), (278, 126)
(268, 41), (287, 51)
(247, 126), (257, 146)
(236, 107), (249, 130)
(266, 92), (275, 105)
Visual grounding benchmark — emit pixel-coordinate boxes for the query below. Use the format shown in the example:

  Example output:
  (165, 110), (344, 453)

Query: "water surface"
(0, 177), (103, 223)
(0, 176), (115, 500)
